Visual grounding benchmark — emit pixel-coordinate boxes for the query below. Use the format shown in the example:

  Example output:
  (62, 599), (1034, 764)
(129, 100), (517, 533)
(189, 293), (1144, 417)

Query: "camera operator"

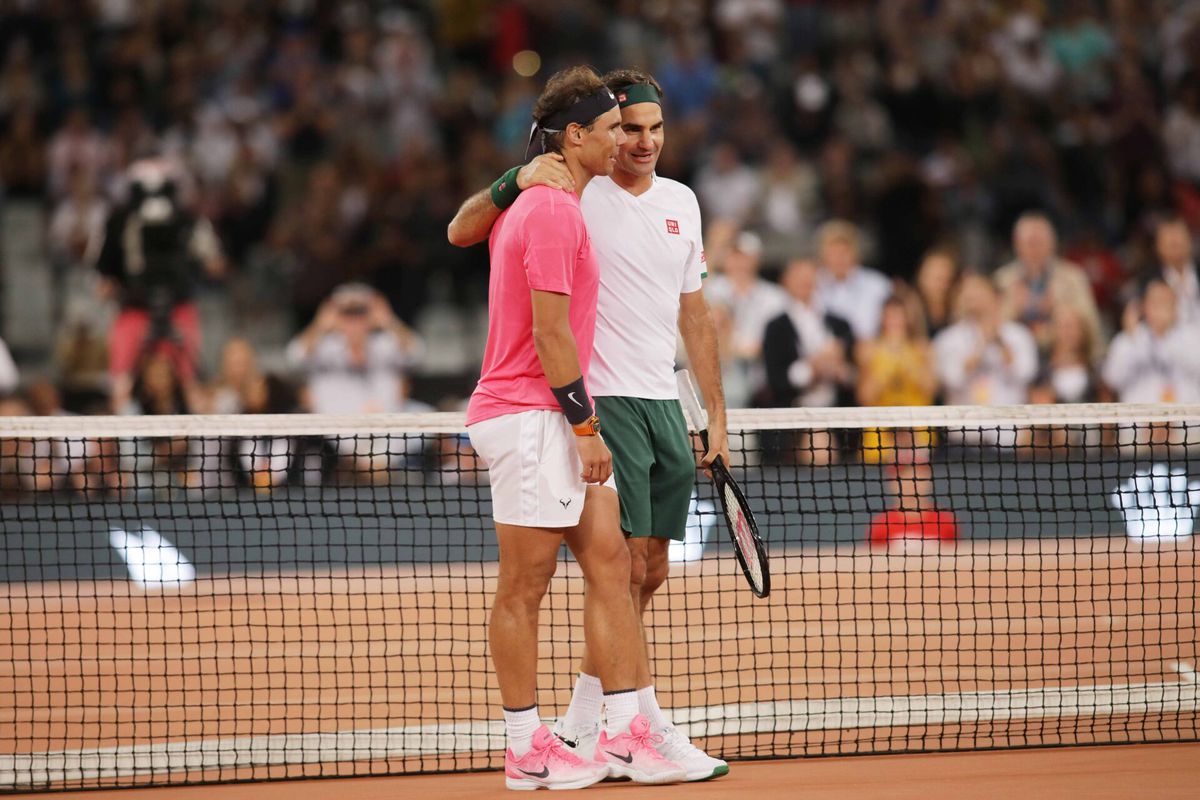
(94, 158), (225, 413)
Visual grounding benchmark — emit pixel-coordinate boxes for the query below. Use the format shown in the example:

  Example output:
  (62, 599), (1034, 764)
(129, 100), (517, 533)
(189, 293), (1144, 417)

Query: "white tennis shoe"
(655, 725), (729, 781)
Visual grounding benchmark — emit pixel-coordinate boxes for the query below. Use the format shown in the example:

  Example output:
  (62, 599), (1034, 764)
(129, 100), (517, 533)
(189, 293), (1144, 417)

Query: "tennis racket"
(675, 370), (770, 598)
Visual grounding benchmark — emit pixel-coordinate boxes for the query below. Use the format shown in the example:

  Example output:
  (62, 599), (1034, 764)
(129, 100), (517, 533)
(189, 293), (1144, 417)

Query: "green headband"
(616, 83), (662, 107)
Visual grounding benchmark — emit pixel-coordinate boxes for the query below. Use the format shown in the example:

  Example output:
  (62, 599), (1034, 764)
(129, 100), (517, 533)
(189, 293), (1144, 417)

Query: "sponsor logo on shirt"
(617, 92), (627, 103)
(666, 219), (680, 235)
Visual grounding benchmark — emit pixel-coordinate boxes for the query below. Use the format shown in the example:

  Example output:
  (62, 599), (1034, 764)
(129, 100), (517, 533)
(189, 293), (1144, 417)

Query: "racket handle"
(674, 369), (711, 450)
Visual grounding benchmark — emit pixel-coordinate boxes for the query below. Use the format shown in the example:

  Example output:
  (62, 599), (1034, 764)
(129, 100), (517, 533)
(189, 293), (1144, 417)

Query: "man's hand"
(575, 434), (613, 484)
(518, 153), (576, 194)
(699, 417), (730, 479)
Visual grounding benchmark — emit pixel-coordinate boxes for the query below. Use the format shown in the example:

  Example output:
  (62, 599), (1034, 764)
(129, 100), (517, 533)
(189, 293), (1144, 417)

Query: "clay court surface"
(2, 538), (1197, 796)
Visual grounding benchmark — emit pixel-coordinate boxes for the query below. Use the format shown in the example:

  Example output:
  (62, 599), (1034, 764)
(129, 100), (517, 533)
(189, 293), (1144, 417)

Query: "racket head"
(709, 457), (770, 598)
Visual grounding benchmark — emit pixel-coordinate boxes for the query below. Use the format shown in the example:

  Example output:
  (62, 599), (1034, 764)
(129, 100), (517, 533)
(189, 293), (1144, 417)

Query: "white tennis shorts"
(468, 409), (615, 528)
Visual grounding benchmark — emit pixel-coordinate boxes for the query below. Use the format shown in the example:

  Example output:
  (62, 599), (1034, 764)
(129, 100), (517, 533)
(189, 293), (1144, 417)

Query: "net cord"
(0, 403), (1198, 438)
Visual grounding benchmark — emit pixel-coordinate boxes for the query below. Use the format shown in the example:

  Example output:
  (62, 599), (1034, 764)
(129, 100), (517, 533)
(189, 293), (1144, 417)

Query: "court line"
(3, 675), (1197, 788)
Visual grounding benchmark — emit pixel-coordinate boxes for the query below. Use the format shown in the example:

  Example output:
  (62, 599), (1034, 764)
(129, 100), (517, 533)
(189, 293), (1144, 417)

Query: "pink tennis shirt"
(466, 185), (600, 425)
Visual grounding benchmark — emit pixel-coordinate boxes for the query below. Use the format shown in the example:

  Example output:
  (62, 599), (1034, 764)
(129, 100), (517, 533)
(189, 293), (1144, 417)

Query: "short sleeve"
(522, 192), (585, 295)
(681, 194), (706, 292)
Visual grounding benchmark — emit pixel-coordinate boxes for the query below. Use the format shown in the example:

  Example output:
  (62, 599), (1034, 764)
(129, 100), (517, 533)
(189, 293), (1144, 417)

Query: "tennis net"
(1, 403), (1198, 791)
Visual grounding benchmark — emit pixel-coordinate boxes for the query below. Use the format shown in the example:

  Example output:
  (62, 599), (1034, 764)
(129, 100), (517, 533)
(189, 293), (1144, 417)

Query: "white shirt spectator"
(1102, 323), (1200, 404)
(784, 303), (839, 408)
(816, 264), (891, 341)
(286, 330), (423, 415)
(934, 320), (1039, 406)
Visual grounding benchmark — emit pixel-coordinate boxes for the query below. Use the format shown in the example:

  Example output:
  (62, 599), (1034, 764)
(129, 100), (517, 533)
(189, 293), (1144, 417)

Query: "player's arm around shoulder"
(446, 154), (577, 248)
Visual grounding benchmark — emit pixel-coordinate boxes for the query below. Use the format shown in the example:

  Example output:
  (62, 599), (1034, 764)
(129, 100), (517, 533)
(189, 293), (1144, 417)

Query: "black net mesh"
(1, 410), (1198, 791)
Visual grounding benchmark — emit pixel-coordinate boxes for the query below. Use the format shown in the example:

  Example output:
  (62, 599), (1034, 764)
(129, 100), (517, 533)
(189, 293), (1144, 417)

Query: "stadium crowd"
(1, 1), (1200, 493)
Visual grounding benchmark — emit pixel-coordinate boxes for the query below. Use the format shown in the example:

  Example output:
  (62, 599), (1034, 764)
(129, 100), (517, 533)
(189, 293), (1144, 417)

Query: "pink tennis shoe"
(504, 724), (609, 790)
(593, 714), (687, 784)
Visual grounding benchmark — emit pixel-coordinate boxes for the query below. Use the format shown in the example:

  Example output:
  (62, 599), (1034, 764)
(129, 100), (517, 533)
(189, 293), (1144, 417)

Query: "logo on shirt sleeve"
(666, 219), (680, 235)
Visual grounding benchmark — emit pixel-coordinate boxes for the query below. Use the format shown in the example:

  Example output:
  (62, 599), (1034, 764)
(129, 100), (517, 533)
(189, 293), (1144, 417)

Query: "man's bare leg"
(563, 486), (642, 693)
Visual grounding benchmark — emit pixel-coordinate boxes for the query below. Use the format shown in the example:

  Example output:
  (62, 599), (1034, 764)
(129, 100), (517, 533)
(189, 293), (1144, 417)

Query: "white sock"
(560, 672), (604, 731)
(603, 689), (638, 737)
(637, 686), (672, 731)
(504, 705), (541, 757)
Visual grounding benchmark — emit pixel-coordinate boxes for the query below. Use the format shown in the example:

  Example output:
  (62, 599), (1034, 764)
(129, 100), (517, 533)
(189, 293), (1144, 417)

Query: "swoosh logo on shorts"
(519, 766), (550, 778)
(605, 750), (633, 763)
(567, 391), (582, 406)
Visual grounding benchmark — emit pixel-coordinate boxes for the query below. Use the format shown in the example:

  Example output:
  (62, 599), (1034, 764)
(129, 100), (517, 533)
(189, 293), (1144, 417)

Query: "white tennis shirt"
(581, 174), (706, 399)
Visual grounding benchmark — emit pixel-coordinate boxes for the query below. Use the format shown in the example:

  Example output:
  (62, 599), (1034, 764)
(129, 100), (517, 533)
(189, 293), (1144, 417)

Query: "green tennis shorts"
(595, 395), (696, 541)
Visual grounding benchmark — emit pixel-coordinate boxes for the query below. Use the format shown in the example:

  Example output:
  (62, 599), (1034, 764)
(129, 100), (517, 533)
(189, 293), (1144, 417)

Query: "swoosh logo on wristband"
(567, 391), (583, 406)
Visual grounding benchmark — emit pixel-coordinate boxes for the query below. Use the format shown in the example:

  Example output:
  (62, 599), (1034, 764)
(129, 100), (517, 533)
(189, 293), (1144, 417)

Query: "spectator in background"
(994, 212), (1101, 350)
(762, 257), (853, 465)
(857, 295), (936, 408)
(1030, 304), (1104, 405)
(95, 158), (225, 413)
(124, 351), (196, 415)
(935, 273), (1039, 407)
(206, 336), (261, 415)
(1104, 280), (1200, 404)
(286, 282), (424, 480)
(1146, 216), (1199, 327)
(814, 219), (891, 341)
(763, 257), (854, 409)
(913, 248), (960, 338)
(704, 231), (787, 408)
(857, 293), (937, 464)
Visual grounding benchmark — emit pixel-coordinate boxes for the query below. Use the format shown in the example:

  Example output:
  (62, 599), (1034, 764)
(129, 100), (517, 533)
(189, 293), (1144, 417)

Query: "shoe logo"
(560, 498), (572, 509)
(519, 766), (550, 778)
(605, 750), (633, 763)
(556, 734), (578, 748)
(567, 391), (583, 407)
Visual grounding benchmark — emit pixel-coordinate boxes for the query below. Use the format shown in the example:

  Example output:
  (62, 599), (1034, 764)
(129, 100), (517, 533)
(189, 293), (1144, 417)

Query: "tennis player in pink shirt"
(465, 66), (685, 790)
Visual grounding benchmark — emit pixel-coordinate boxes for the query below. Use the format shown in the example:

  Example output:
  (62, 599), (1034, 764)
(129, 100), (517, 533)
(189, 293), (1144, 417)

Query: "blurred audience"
(704, 231), (787, 408)
(0, 2), (1198, 497)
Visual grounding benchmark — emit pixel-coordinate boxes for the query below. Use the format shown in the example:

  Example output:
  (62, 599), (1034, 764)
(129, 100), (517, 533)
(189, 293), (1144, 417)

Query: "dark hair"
(601, 68), (665, 100)
(532, 66), (606, 154)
